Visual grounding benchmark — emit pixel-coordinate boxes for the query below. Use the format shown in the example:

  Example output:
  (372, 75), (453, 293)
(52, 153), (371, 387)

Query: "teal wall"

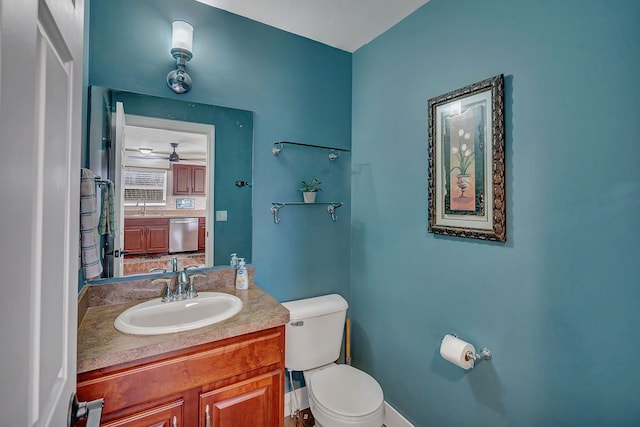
(351, 0), (640, 425)
(88, 0), (640, 423)
(88, 0), (352, 301)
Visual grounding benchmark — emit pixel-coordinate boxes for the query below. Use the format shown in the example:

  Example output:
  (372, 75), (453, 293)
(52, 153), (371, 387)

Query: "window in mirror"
(124, 169), (167, 206)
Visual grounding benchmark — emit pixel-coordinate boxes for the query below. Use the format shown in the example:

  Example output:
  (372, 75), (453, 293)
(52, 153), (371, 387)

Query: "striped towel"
(80, 169), (103, 279)
(98, 180), (116, 236)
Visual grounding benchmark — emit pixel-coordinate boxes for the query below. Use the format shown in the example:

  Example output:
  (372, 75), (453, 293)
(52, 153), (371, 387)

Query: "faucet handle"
(184, 264), (201, 270)
(187, 274), (207, 298)
(152, 278), (173, 302)
(149, 267), (167, 273)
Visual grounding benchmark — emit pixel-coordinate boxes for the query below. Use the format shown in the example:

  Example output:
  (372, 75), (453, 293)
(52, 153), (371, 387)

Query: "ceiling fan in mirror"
(127, 142), (204, 162)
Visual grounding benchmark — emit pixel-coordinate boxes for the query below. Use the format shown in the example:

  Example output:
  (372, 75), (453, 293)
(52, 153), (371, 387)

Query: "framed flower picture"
(427, 74), (506, 242)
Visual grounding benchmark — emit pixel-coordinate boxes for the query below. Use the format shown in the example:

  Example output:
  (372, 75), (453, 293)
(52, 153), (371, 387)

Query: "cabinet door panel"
(200, 372), (279, 427)
(146, 224), (169, 253)
(173, 164), (191, 195)
(124, 225), (145, 255)
(102, 399), (183, 427)
(191, 166), (206, 195)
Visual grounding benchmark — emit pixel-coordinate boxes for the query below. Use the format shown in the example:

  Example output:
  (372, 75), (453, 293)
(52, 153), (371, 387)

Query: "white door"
(114, 102), (127, 277)
(0, 0), (84, 425)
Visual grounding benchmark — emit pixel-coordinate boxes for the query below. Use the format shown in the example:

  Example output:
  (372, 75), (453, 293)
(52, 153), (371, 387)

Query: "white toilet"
(282, 294), (385, 427)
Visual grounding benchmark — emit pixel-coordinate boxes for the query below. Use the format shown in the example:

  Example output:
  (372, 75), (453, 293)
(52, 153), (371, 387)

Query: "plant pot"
(303, 192), (317, 203)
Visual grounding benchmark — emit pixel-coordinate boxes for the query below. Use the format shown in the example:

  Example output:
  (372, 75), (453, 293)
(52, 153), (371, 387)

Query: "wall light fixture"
(167, 20), (194, 94)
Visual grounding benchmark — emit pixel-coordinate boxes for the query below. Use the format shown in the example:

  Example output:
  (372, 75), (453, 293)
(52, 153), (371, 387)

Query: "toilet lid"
(309, 364), (383, 418)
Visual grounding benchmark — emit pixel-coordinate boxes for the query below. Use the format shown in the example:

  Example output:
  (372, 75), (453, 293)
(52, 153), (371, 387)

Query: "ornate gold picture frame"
(428, 74), (506, 242)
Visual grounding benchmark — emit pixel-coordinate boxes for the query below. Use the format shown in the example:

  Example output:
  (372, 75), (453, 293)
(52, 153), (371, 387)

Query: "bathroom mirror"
(86, 87), (253, 280)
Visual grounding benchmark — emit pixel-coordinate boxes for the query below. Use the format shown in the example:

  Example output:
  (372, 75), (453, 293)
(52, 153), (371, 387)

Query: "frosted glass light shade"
(171, 21), (193, 53)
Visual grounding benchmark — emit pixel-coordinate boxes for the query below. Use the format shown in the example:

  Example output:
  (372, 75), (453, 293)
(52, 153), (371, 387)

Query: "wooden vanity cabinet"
(123, 218), (169, 255)
(75, 327), (285, 427)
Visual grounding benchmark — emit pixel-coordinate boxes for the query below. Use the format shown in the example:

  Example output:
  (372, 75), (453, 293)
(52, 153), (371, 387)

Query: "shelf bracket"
(271, 203), (284, 224)
(327, 203), (342, 222)
(272, 142), (284, 156)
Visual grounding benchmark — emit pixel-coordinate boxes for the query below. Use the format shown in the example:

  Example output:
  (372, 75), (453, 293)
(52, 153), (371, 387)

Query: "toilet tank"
(281, 294), (349, 371)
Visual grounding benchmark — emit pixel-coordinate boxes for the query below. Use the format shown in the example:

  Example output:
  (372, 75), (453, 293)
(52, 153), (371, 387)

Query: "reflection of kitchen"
(123, 126), (208, 276)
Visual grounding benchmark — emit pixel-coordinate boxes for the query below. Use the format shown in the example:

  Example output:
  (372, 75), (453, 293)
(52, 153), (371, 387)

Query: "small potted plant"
(300, 177), (322, 203)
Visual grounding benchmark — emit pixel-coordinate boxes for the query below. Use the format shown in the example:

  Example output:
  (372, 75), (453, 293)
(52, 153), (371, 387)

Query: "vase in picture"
(456, 174), (471, 198)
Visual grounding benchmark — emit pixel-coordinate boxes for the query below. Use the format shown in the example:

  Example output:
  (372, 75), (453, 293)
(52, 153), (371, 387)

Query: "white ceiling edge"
(195, 0), (430, 52)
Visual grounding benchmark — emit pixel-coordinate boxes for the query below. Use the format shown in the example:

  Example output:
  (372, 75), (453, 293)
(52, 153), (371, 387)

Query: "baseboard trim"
(285, 387), (413, 427)
(384, 401), (414, 427)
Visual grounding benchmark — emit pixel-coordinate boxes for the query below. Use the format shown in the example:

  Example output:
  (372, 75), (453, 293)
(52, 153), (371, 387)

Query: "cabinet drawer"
(102, 399), (183, 427)
(124, 218), (170, 227)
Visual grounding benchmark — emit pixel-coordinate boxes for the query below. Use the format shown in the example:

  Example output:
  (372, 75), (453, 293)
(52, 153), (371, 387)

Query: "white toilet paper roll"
(440, 334), (476, 369)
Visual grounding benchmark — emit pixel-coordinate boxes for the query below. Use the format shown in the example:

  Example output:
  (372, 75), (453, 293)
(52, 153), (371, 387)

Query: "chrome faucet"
(174, 271), (188, 300)
(156, 268), (203, 302)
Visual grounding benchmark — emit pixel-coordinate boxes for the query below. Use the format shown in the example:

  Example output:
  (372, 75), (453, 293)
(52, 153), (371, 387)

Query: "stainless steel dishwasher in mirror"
(169, 218), (199, 253)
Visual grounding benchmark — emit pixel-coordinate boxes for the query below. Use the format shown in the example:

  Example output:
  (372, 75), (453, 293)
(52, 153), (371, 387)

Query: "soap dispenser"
(230, 253), (238, 268)
(235, 258), (248, 290)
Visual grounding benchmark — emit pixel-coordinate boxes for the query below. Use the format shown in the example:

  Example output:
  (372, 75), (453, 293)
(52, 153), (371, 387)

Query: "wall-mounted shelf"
(271, 202), (343, 224)
(272, 141), (350, 161)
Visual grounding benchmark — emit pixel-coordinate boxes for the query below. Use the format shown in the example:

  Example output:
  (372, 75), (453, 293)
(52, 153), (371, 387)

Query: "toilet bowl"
(282, 294), (385, 427)
(305, 364), (384, 427)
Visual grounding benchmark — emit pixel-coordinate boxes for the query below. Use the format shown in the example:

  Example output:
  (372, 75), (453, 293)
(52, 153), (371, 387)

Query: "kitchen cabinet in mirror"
(173, 164), (206, 195)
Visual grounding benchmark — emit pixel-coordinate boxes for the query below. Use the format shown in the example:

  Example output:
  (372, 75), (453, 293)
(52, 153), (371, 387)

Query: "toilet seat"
(308, 364), (384, 423)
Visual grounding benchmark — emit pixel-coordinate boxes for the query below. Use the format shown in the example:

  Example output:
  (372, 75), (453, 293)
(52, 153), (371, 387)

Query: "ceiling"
(124, 125), (207, 161)
(194, 0), (430, 52)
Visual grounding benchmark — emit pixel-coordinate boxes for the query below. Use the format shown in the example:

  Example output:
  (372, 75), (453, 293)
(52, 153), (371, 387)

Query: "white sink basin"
(114, 292), (243, 335)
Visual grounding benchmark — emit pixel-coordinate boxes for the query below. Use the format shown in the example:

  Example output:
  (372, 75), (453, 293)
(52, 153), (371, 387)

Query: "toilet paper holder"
(448, 333), (492, 366)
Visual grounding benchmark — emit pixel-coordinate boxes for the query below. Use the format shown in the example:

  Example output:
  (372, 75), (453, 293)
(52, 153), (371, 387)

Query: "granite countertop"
(77, 275), (289, 374)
